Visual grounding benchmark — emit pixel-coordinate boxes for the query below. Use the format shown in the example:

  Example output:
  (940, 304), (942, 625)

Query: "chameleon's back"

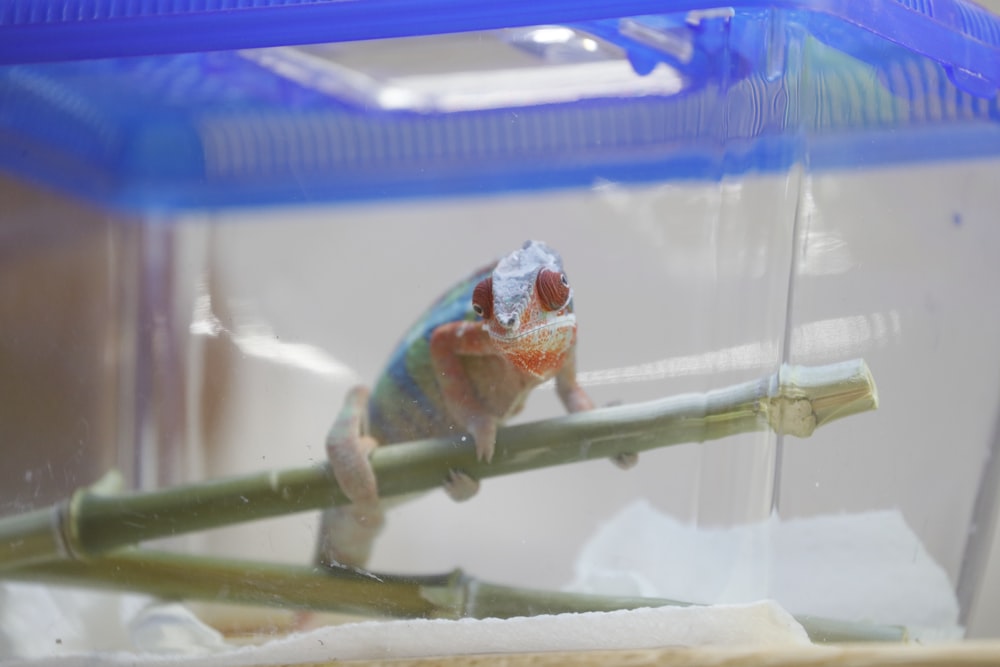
(366, 263), (495, 446)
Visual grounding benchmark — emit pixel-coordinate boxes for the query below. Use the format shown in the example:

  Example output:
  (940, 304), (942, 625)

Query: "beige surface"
(295, 643), (1000, 667)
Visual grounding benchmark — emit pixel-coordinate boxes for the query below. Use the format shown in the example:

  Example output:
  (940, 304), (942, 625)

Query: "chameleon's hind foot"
(326, 385), (380, 505)
(444, 469), (480, 502)
(316, 385), (382, 568)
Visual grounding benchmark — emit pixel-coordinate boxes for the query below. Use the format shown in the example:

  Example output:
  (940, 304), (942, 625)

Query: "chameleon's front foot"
(439, 415), (494, 502)
(613, 452), (639, 469)
(316, 385), (384, 568)
(444, 469), (480, 502)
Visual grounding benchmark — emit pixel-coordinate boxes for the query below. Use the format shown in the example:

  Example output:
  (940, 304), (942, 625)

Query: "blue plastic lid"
(1, 0), (999, 94)
(0, 1), (998, 210)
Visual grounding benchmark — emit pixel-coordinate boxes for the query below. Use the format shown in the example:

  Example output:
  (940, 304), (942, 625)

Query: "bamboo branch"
(0, 360), (877, 570)
(5, 549), (904, 644)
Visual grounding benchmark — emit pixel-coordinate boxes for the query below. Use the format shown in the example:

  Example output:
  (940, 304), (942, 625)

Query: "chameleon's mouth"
(487, 314), (576, 342)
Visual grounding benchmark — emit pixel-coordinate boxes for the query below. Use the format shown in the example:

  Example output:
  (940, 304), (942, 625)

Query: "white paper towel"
(568, 501), (961, 635)
(1, 597), (809, 666)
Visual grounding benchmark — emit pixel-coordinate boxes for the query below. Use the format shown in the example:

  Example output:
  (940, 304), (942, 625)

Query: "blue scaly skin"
(366, 264), (494, 447)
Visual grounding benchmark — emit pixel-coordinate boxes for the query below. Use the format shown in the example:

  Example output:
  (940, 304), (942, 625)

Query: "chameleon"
(316, 240), (633, 568)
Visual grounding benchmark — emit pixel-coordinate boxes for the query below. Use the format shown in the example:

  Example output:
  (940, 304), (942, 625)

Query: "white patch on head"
(492, 240), (564, 326)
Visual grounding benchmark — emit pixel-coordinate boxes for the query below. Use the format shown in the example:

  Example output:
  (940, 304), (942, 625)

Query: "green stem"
(0, 360), (877, 570)
(6, 549), (904, 643)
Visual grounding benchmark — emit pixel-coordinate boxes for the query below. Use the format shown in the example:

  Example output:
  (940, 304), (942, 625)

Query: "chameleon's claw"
(601, 400), (638, 470)
(444, 469), (480, 502)
(613, 452), (639, 469)
(467, 415), (498, 462)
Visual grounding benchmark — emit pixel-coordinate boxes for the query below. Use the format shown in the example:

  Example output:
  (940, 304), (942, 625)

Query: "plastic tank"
(1, 0), (999, 654)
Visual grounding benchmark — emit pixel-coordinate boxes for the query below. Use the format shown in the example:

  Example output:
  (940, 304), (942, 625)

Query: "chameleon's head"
(471, 240), (578, 379)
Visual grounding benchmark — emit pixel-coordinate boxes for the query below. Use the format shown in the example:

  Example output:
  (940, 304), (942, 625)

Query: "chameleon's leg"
(428, 321), (498, 501)
(554, 349), (595, 413)
(429, 321), (500, 462)
(556, 351), (638, 470)
(315, 385), (384, 568)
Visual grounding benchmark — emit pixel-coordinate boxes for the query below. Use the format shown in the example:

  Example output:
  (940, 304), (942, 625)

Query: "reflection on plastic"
(241, 26), (685, 113)
(189, 281), (358, 382)
(576, 313), (901, 386)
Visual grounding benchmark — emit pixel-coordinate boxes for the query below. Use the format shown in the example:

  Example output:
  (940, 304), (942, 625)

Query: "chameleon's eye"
(472, 277), (493, 320)
(537, 268), (571, 311)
